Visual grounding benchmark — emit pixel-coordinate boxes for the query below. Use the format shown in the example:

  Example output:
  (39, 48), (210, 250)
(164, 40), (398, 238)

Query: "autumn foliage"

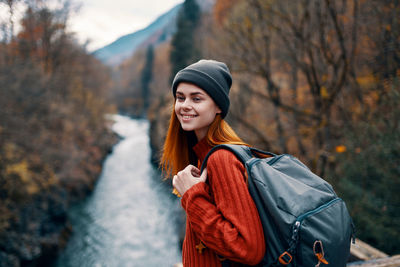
(134, 0), (400, 256)
(0, 2), (115, 264)
(8, 0), (395, 259)
(206, 0), (400, 254)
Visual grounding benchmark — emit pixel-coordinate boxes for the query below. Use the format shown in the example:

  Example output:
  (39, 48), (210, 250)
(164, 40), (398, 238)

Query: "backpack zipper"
(266, 155), (286, 166)
(296, 198), (342, 224)
(285, 198), (343, 257)
(247, 155), (289, 168)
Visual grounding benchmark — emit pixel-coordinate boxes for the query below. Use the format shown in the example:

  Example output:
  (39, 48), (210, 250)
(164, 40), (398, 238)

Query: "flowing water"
(55, 115), (182, 267)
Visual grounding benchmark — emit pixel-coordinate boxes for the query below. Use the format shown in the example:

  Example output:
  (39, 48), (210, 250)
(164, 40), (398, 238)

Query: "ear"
(216, 106), (222, 115)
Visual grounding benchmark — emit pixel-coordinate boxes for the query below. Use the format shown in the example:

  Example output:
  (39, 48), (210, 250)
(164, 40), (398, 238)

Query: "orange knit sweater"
(180, 139), (265, 266)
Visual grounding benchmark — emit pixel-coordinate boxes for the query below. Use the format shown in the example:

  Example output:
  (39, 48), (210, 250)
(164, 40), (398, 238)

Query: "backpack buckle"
(278, 251), (293, 265)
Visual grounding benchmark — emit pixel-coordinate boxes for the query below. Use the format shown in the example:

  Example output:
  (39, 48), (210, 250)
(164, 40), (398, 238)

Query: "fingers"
(172, 165), (206, 197)
(183, 164), (200, 177)
(199, 168), (207, 183)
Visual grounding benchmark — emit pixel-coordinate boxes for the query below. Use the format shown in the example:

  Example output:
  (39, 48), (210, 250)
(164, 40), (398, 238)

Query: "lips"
(181, 114), (197, 121)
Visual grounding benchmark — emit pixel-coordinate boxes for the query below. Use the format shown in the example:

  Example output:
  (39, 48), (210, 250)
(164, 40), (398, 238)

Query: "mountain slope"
(93, 4), (181, 66)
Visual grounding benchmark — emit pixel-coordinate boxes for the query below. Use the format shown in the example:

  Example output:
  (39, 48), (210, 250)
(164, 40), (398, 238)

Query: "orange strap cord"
(313, 240), (329, 267)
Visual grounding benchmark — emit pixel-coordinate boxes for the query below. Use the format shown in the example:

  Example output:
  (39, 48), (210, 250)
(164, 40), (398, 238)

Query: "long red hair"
(160, 104), (247, 178)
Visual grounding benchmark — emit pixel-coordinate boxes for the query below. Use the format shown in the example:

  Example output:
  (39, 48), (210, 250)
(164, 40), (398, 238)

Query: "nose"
(181, 99), (192, 110)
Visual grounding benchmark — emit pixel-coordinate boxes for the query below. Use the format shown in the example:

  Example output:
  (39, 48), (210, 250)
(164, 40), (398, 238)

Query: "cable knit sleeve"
(181, 149), (265, 265)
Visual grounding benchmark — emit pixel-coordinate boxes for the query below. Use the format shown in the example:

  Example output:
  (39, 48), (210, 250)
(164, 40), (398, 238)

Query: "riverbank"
(54, 115), (182, 266)
(0, 121), (117, 266)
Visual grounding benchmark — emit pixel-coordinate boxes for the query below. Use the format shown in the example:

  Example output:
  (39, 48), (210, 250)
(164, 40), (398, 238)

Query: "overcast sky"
(0, 0), (182, 52)
(68, 0), (183, 51)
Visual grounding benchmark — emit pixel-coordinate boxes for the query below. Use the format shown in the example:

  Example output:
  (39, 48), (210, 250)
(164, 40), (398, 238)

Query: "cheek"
(174, 103), (180, 115)
(204, 103), (219, 116)
(201, 105), (218, 121)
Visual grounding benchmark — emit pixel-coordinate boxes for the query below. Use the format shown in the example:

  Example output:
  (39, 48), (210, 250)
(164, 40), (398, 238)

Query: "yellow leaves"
(26, 184), (39, 195)
(335, 145), (347, 153)
(356, 74), (377, 88)
(6, 161), (31, 182)
(5, 160), (39, 195)
(302, 108), (313, 115)
(320, 86), (330, 99)
(2, 141), (59, 197)
(327, 145), (347, 163)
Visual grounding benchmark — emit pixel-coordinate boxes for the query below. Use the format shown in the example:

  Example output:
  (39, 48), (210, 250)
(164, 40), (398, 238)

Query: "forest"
(0, 0), (399, 265)
(0, 0), (116, 265)
(130, 0), (400, 256)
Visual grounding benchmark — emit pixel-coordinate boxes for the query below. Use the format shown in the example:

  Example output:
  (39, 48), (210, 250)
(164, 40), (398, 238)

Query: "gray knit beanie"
(172, 59), (232, 118)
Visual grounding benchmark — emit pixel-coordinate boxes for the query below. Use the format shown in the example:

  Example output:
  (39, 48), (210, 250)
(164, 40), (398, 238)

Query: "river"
(55, 115), (182, 267)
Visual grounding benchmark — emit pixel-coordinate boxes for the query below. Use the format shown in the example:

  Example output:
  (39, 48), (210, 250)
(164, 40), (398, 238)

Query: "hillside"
(93, 0), (216, 67)
(93, 4), (181, 66)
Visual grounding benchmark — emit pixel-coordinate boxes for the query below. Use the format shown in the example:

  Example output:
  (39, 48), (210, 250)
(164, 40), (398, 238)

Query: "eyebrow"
(176, 91), (204, 96)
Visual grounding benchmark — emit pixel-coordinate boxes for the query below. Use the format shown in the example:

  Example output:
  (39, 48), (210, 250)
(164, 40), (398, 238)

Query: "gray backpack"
(201, 144), (355, 267)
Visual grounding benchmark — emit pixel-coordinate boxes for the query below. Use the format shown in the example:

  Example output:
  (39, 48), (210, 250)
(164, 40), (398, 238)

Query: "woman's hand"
(173, 165), (207, 197)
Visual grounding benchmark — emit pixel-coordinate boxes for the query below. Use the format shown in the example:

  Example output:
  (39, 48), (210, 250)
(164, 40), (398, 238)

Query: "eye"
(193, 97), (201, 102)
(176, 95), (185, 102)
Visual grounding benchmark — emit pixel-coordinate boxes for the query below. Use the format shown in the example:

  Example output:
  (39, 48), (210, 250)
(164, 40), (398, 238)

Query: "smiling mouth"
(181, 114), (197, 121)
(182, 114), (196, 118)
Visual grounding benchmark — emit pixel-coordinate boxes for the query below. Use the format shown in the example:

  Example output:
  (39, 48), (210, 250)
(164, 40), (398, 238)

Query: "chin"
(181, 126), (195, 132)
(180, 123), (194, 132)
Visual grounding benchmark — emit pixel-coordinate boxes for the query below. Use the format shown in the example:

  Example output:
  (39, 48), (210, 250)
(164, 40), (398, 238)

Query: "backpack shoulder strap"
(200, 144), (275, 267)
(200, 144), (253, 172)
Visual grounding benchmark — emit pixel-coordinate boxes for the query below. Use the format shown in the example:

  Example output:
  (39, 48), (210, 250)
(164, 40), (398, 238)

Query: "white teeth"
(182, 115), (195, 119)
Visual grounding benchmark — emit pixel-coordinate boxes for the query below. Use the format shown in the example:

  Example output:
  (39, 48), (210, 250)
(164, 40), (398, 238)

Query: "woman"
(161, 59), (265, 266)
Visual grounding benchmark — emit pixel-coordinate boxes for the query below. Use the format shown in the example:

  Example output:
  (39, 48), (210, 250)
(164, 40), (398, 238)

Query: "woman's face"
(175, 82), (221, 141)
